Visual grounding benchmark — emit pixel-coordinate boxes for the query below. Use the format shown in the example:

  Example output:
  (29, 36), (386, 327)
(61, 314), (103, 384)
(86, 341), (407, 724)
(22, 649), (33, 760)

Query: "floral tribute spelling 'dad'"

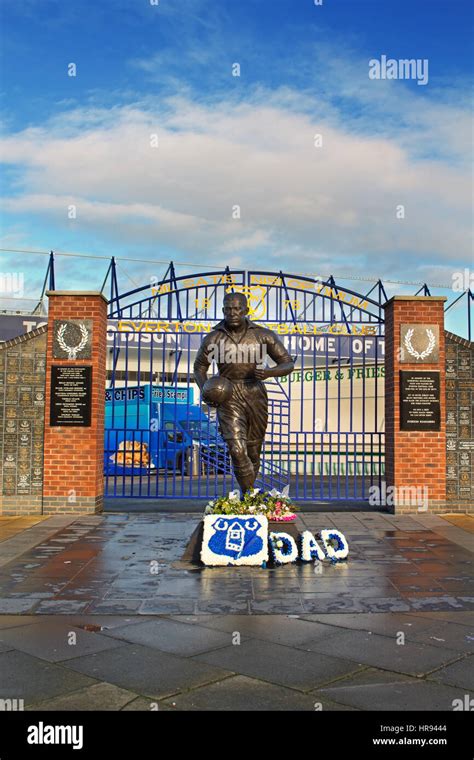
(201, 488), (349, 567)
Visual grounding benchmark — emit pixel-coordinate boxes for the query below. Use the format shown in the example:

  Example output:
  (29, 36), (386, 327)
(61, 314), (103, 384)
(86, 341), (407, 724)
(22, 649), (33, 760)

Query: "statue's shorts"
(216, 379), (268, 445)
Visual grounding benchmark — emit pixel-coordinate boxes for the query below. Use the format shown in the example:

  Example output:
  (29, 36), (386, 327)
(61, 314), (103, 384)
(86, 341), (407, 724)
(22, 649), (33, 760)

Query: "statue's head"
(222, 291), (249, 329)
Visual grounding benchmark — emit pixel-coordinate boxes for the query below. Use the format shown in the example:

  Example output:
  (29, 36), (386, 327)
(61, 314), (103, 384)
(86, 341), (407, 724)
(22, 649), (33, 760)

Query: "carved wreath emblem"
(57, 323), (89, 359)
(404, 328), (436, 360)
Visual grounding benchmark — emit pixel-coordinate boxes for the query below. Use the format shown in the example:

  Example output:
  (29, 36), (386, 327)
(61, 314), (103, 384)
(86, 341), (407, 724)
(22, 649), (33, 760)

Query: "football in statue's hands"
(202, 376), (233, 406)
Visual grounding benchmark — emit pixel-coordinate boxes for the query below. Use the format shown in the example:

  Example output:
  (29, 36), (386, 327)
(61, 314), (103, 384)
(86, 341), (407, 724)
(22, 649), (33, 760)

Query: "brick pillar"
(43, 292), (107, 514)
(384, 296), (447, 513)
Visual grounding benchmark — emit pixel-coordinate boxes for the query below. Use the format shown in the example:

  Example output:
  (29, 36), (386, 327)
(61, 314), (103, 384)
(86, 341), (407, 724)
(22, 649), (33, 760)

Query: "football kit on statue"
(193, 307), (293, 493)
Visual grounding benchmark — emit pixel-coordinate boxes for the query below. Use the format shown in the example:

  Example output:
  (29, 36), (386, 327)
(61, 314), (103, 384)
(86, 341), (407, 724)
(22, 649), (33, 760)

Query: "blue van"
(104, 384), (224, 475)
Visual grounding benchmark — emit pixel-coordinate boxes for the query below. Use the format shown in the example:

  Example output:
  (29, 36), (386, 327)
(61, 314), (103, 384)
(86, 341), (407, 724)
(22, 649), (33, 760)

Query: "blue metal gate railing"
(104, 267), (385, 501)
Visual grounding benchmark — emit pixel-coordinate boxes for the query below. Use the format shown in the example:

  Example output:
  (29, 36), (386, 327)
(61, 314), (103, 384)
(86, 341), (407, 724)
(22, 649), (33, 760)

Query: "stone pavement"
(0, 510), (472, 710)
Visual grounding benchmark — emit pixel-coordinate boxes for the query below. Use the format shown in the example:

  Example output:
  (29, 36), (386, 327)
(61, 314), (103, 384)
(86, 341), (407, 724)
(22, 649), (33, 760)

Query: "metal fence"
(104, 267), (385, 501)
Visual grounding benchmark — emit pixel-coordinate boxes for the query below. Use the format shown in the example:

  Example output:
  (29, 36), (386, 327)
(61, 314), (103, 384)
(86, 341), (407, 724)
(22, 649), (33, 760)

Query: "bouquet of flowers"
(204, 485), (297, 522)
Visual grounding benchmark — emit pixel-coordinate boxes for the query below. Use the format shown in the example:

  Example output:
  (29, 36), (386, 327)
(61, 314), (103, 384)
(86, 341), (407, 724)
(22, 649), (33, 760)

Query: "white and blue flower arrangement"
(201, 489), (349, 567)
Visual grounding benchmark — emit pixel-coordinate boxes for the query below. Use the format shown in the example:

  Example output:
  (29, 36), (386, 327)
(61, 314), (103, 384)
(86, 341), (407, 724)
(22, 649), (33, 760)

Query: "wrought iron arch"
(108, 263), (386, 334)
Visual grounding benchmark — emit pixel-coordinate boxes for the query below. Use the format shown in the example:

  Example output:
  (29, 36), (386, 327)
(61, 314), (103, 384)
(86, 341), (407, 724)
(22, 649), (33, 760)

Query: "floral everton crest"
(202, 514), (268, 566)
(53, 320), (92, 360)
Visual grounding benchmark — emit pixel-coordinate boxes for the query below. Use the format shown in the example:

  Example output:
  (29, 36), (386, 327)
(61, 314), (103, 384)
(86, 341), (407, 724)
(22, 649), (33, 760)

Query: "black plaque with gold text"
(50, 366), (92, 426)
(400, 371), (441, 431)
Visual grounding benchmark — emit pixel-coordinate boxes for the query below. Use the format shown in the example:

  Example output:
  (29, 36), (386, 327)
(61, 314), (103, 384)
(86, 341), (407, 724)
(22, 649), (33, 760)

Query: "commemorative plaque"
(400, 371), (440, 431)
(50, 366), (92, 426)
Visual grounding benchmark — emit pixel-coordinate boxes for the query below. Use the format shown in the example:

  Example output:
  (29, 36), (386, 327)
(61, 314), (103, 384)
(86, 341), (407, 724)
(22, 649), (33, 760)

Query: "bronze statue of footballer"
(193, 292), (294, 492)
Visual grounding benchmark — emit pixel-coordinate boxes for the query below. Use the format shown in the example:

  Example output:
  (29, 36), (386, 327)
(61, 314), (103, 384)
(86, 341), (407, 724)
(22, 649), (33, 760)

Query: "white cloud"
(0, 80), (471, 281)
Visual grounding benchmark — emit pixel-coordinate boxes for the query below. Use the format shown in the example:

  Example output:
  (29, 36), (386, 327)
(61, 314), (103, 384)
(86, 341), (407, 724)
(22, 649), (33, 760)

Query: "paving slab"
(358, 597), (411, 613)
(85, 599), (146, 614)
(0, 649), (98, 703)
(297, 628), (464, 676)
(390, 576), (445, 592)
(251, 578), (301, 594)
(160, 674), (356, 711)
(33, 600), (92, 614)
(405, 610), (474, 626)
(100, 618), (239, 656)
(26, 682), (139, 711)
(0, 615), (39, 630)
(181, 613), (344, 647)
(138, 598), (197, 614)
(300, 612), (437, 636)
(120, 697), (175, 711)
(0, 599), (39, 614)
(405, 621), (474, 653)
(65, 642), (231, 699)
(0, 621), (127, 662)
(250, 597), (304, 614)
(405, 594), (474, 612)
(0, 517), (79, 569)
(300, 594), (373, 614)
(318, 667), (470, 711)
(195, 598), (250, 614)
(193, 638), (366, 691)
(428, 655), (474, 690)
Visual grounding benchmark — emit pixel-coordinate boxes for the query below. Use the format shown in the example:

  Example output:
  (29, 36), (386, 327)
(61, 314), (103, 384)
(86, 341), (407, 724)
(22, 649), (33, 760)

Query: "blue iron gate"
(105, 266), (385, 501)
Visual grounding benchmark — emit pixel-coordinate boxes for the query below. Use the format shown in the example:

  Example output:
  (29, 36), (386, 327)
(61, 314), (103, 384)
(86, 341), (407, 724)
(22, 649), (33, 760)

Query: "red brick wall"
(43, 293), (107, 514)
(384, 297), (446, 511)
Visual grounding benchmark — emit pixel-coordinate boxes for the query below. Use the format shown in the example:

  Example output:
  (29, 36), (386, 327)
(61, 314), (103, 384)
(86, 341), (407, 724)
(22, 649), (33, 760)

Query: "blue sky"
(0, 0), (472, 332)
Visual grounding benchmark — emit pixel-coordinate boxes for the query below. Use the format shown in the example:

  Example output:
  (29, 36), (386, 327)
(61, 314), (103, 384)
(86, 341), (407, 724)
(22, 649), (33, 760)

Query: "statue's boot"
(234, 470), (256, 494)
